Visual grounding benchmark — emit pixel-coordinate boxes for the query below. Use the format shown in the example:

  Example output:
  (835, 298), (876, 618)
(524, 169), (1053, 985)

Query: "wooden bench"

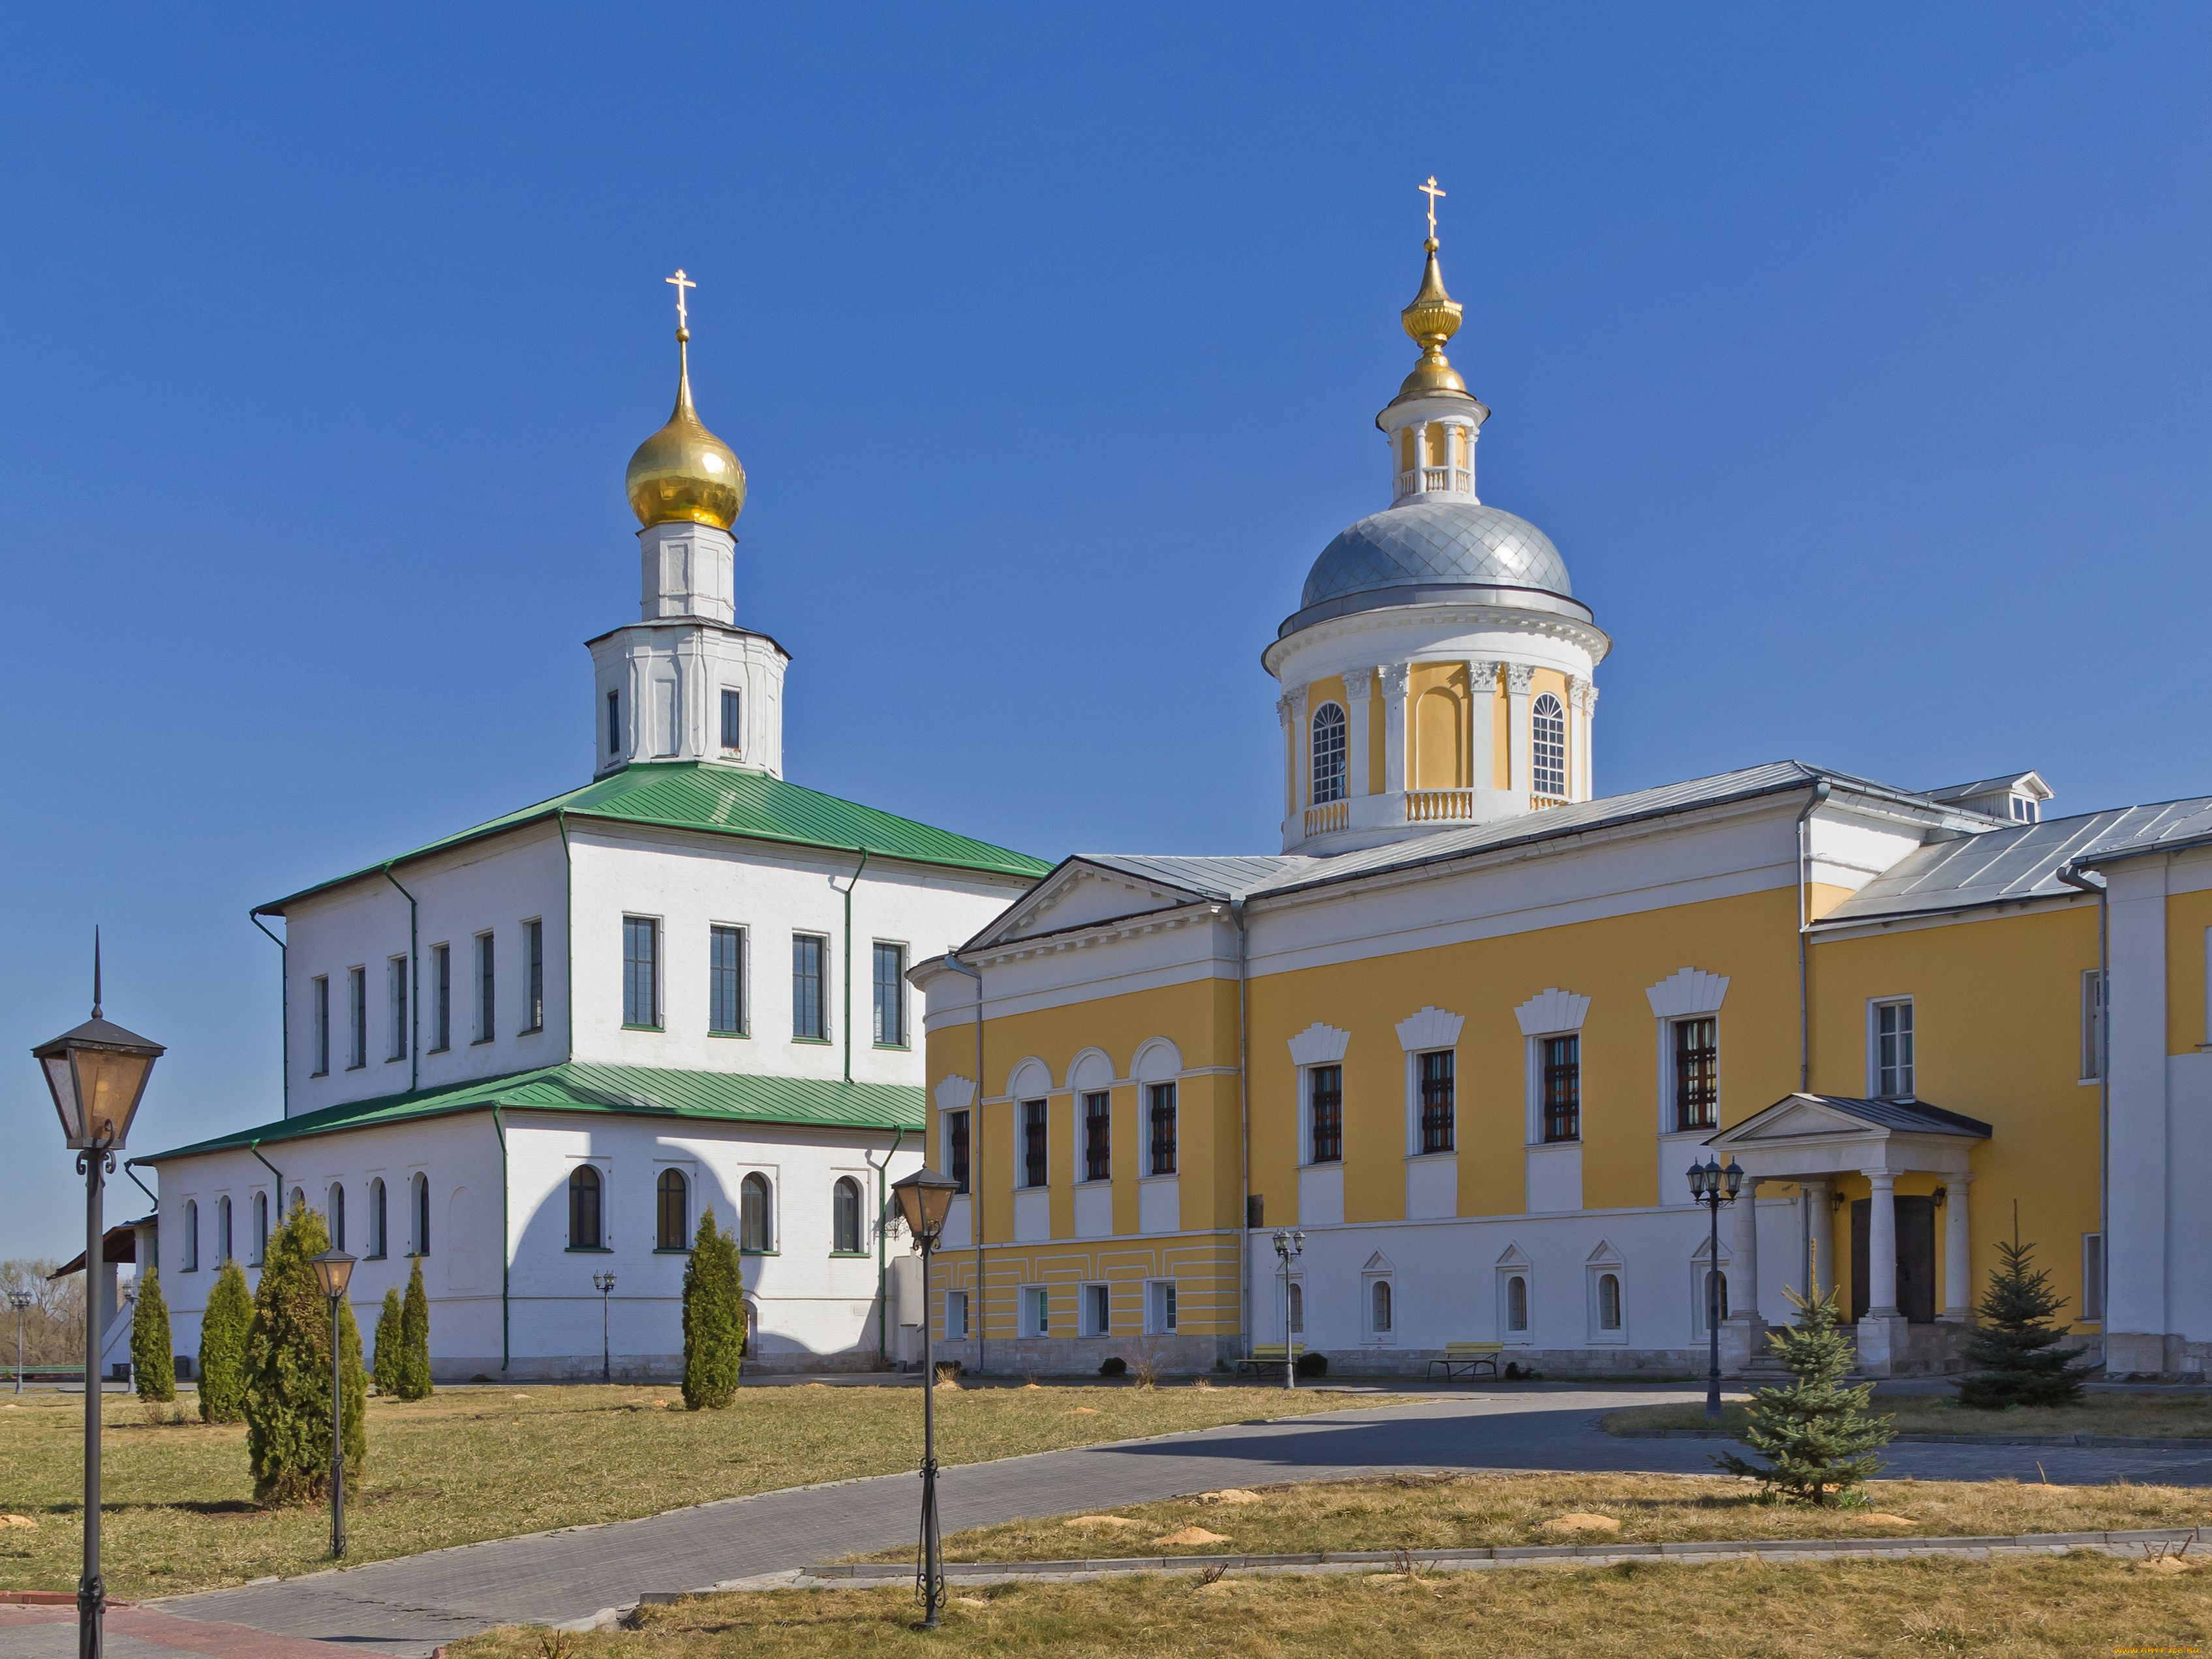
(1427, 1341), (1504, 1380)
(1235, 1343), (1304, 1377)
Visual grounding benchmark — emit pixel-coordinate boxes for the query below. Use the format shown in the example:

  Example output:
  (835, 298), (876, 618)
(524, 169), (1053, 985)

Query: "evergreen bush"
(1956, 1227), (2093, 1409)
(131, 1268), (176, 1405)
(681, 1206), (745, 1410)
(243, 1202), (367, 1504)
(371, 1287), (405, 1397)
(1715, 1279), (1892, 1506)
(397, 1256), (433, 1399)
(198, 1259), (253, 1423)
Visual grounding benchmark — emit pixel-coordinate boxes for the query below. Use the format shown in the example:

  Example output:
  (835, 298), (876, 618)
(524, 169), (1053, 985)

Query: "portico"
(1705, 1094), (1991, 1377)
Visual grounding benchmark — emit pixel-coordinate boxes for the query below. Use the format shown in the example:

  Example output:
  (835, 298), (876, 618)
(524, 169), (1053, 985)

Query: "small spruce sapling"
(1956, 1212), (2093, 1409)
(1715, 1277), (1892, 1506)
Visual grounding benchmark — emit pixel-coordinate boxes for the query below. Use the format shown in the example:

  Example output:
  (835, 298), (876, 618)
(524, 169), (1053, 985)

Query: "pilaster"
(1344, 668), (1375, 798)
(1379, 665), (1409, 795)
(1505, 663), (1534, 801)
(1466, 660), (1498, 795)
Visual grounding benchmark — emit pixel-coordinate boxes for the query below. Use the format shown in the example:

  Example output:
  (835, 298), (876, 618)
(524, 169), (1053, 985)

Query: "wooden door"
(1848, 1195), (1938, 1324)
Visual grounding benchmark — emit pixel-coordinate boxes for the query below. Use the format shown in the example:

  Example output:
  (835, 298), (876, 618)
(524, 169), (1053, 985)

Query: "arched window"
(1505, 1273), (1529, 1332)
(1370, 1279), (1392, 1333)
(1287, 1281), (1304, 1335)
(741, 1300), (758, 1360)
(181, 1200), (200, 1271)
(569, 1165), (604, 1250)
(1597, 1271), (1621, 1331)
(1704, 1268), (1729, 1330)
(290, 1186), (304, 1215)
(412, 1172), (431, 1255)
(1310, 703), (1348, 805)
(328, 1183), (346, 1253)
(1531, 693), (1567, 799)
(217, 1196), (233, 1264)
(367, 1179), (386, 1258)
(656, 1169), (689, 1251)
(740, 1172), (773, 1253)
(832, 1177), (863, 1255)
(252, 1191), (269, 1264)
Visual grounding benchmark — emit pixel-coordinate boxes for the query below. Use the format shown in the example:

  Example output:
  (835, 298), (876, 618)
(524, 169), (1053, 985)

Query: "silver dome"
(1299, 499), (1573, 618)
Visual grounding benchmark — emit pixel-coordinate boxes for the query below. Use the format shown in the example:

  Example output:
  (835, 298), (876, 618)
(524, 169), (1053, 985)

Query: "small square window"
(720, 687), (743, 752)
(1080, 1283), (1111, 1337)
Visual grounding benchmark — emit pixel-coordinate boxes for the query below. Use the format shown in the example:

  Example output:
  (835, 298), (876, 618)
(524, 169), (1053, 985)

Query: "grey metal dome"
(1300, 499), (1573, 614)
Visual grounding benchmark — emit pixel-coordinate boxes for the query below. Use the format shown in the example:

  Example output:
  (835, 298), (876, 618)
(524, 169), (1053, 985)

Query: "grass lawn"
(0, 1381), (1396, 1598)
(1604, 1392), (2212, 1440)
(448, 1553), (2212, 1658)
(855, 1469), (2212, 1562)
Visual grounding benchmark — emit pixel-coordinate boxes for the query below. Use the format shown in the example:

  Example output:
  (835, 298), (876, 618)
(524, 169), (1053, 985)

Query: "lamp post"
(32, 936), (164, 1659)
(309, 1249), (357, 1559)
(593, 1271), (617, 1384)
(1270, 1229), (1304, 1390)
(889, 1167), (958, 1631)
(8, 1290), (31, 1395)
(1687, 1155), (1745, 1421)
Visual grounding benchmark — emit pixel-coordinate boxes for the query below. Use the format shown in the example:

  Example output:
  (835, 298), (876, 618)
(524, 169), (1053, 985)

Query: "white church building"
(140, 291), (1047, 1379)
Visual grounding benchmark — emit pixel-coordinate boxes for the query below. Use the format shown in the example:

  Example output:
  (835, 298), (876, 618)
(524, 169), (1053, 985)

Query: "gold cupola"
(625, 274), (746, 531)
(1396, 237), (1468, 399)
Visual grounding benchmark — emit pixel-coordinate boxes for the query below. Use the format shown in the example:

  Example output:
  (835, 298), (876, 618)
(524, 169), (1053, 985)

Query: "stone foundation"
(934, 1333), (1240, 1377)
(429, 1346), (891, 1384)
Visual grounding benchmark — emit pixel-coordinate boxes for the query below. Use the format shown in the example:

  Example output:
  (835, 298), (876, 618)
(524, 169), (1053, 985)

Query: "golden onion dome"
(1396, 237), (1467, 399)
(625, 327), (746, 530)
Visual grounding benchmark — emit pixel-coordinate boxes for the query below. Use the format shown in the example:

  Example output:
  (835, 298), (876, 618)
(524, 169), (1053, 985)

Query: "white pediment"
(1068, 1048), (1114, 1091)
(1495, 1242), (1531, 1269)
(1514, 988), (1591, 1037)
(1006, 1056), (1053, 1099)
(1288, 1022), (1351, 1067)
(1360, 1250), (1394, 1273)
(985, 861), (1195, 946)
(1646, 967), (1729, 1020)
(1713, 1097), (1876, 1144)
(1396, 1005), (1466, 1052)
(1585, 1238), (1622, 1266)
(934, 1074), (975, 1114)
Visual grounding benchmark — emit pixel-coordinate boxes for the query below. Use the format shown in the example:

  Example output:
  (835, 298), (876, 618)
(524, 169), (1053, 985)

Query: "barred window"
(1674, 1016), (1717, 1131)
(1308, 1065), (1343, 1164)
(1874, 999), (1914, 1099)
(1541, 1034), (1580, 1142)
(1310, 703), (1348, 805)
(947, 1109), (971, 1194)
(1083, 1091), (1111, 1183)
(1532, 693), (1567, 798)
(1022, 1099), (1048, 1189)
(1148, 1082), (1178, 1176)
(1419, 1050), (1454, 1154)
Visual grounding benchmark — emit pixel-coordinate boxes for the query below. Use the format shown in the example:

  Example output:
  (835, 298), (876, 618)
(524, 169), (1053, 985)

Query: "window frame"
(946, 1107), (972, 1194)
(831, 1175), (866, 1256)
(606, 688), (622, 759)
(251, 1191), (268, 1265)
(872, 939), (909, 1048)
(1304, 1064), (1344, 1165)
(429, 943), (452, 1052)
(1671, 1016), (1718, 1132)
(719, 686), (743, 753)
(388, 955), (410, 1063)
(346, 965), (368, 1070)
(622, 914), (662, 1030)
(2080, 969), (2105, 1083)
(310, 975), (330, 1076)
(1869, 997), (1915, 1099)
(1501, 1269), (1531, 1339)
(1146, 1082), (1178, 1176)
(656, 1167), (690, 1252)
(328, 1182), (346, 1253)
(473, 930), (496, 1044)
(217, 1195), (233, 1264)
(522, 917), (545, 1035)
(944, 1288), (970, 1341)
(1539, 1033), (1581, 1144)
(181, 1198), (200, 1271)
(1366, 1275), (1394, 1341)
(1416, 1048), (1454, 1155)
(1019, 1284), (1049, 1339)
(366, 1179), (386, 1259)
(1144, 1279), (1178, 1336)
(1079, 1281), (1111, 1337)
(1531, 691), (1567, 799)
(709, 923), (749, 1037)
(739, 1171), (775, 1253)
(1310, 701), (1349, 806)
(1081, 1091), (1111, 1184)
(411, 1171), (431, 1256)
(567, 1164), (606, 1251)
(2082, 1232), (2105, 1322)
(1020, 1098), (1049, 1189)
(791, 932), (829, 1043)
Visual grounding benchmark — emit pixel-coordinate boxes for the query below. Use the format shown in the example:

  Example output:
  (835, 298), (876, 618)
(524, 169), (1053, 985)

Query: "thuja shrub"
(243, 1202), (366, 1504)
(198, 1259), (253, 1423)
(682, 1206), (745, 1410)
(371, 1287), (405, 1397)
(396, 1256), (433, 1399)
(132, 1267), (176, 1406)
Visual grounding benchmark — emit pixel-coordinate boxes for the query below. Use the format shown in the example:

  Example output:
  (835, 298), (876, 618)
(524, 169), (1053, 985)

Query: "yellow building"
(914, 216), (2212, 1380)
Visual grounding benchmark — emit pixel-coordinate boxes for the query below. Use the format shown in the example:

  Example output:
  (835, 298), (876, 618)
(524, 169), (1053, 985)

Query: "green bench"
(1428, 1341), (1505, 1380)
(1236, 1342), (1304, 1377)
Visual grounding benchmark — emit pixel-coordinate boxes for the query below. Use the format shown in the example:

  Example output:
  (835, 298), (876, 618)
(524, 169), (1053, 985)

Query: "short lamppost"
(593, 1271), (617, 1384)
(1687, 1155), (1745, 1421)
(1270, 1228), (1304, 1391)
(309, 1249), (357, 1559)
(889, 1167), (959, 1631)
(8, 1290), (31, 1395)
(32, 937), (164, 1659)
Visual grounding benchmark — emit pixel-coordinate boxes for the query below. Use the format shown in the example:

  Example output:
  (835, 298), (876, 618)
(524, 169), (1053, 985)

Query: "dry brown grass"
(1606, 1392), (2212, 1440)
(857, 1469), (2212, 1562)
(446, 1552), (2212, 1657)
(0, 1381), (1395, 1597)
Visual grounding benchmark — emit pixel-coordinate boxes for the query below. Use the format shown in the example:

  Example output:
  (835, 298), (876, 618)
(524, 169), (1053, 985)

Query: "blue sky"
(3, 5), (2208, 1258)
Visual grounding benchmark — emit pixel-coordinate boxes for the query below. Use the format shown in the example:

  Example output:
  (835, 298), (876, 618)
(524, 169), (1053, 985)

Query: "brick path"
(8, 1386), (2211, 1658)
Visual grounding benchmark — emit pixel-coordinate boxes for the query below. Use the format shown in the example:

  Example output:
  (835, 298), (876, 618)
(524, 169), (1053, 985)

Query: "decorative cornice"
(1287, 1022), (1351, 1066)
(1514, 986), (1591, 1036)
(1263, 601), (1612, 678)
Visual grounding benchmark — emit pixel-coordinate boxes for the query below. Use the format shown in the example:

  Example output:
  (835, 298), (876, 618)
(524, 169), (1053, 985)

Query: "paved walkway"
(8, 1386), (2212, 1658)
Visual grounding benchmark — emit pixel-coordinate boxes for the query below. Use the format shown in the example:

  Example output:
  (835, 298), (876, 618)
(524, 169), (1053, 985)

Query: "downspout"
(249, 1141), (284, 1207)
(1796, 780), (1831, 1091)
(1231, 898), (1252, 1360)
(2057, 862), (2110, 1356)
(381, 865), (420, 1093)
(250, 909), (288, 1116)
(944, 950), (985, 1375)
(832, 848), (870, 1082)
(864, 1127), (904, 1368)
(122, 1161), (159, 1211)
(556, 810), (573, 1052)
(490, 1104), (511, 1373)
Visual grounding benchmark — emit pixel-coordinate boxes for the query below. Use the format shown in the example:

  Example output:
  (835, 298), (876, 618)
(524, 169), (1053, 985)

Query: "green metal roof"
(136, 1061), (926, 1163)
(262, 761), (1050, 911)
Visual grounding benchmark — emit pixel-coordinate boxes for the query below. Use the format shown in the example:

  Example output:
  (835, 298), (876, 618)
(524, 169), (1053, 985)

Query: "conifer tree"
(198, 1259), (253, 1423)
(243, 1202), (367, 1504)
(371, 1286), (405, 1397)
(131, 1267), (176, 1405)
(1957, 1225), (2093, 1409)
(397, 1256), (433, 1400)
(681, 1205), (745, 1410)
(1715, 1278), (1893, 1506)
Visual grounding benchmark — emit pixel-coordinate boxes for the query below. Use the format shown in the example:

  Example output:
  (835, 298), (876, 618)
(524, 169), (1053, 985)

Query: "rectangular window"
(1541, 1034), (1580, 1142)
(1020, 1285), (1049, 1338)
(655, 677), (680, 757)
(606, 689), (621, 757)
(311, 975), (330, 1076)
(346, 966), (367, 1069)
(1021, 1098), (1048, 1188)
(523, 919), (544, 1033)
(1146, 1280), (1178, 1335)
(720, 686), (743, 752)
(387, 956), (408, 1061)
(1673, 1016), (1717, 1131)
(872, 941), (907, 1046)
(945, 1288), (968, 1341)
(1148, 1082), (1178, 1176)
(622, 916), (660, 1027)
(792, 934), (827, 1041)
(1873, 999), (1914, 1098)
(1419, 1050), (1454, 1153)
(1308, 1065), (1343, 1164)
(2082, 1233), (2105, 1322)
(710, 924), (747, 1035)
(474, 932), (495, 1043)
(1081, 1283), (1111, 1337)
(1083, 1091), (1111, 1183)
(2080, 970), (2105, 1082)
(429, 944), (451, 1052)
(947, 1109), (971, 1194)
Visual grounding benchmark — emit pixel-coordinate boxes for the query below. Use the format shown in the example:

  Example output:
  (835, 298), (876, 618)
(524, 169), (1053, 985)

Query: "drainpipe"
(556, 810), (573, 1051)
(122, 1161), (159, 1211)
(250, 910), (288, 1116)
(381, 865), (420, 1093)
(1796, 780), (1831, 1094)
(943, 950), (985, 1375)
(490, 1104), (512, 1373)
(2057, 862), (2110, 1357)
(1231, 898), (1252, 1361)
(864, 1127), (904, 1368)
(249, 1141), (284, 1201)
(832, 848), (870, 1082)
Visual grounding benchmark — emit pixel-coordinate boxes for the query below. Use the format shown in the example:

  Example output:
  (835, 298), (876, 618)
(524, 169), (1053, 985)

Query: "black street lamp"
(889, 1167), (959, 1631)
(32, 937), (164, 1659)
(593, 1271), (617, 1384)
(8, 1290), (30, 1395)
(1687, 1155), (1745, 1421)
(1270, 1229), (1304, 1391)
(309, 1249), (357, 1558)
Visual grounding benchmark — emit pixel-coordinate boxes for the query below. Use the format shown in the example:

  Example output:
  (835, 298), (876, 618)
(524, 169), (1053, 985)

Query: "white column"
(1505, 664), (1533, 801)
(1731, 1178), (1762, 1323)
(1865, 1172), (1899, 1317)
(1344, 668), (1375, 798)
(1804, 1179), (1836, 1303)
(1466, 660), (1498, 793)
(1276, 695), (1295, 824)
(1582, 683), (1599, 799)
(1567, 676), (1592, 800)
(1289, 685), (1311, 808)
(1941, 1172), (1973, 1321)
(1379, 665), (1409, 796)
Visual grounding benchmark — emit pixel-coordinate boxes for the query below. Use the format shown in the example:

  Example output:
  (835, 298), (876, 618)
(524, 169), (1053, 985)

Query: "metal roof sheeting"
(1073, 853), (1315, 900)
(1767, 1093), (1993, 1138)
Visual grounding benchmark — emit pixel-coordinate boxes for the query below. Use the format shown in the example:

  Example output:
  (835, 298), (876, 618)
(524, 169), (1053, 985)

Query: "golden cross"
(1419, 175), (1447, 240)
(665, 268), (696, 329)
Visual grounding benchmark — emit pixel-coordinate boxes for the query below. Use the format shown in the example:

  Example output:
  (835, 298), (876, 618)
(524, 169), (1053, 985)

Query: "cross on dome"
(665, 268), (696, 333)
(1419, 175), (1446, 242)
